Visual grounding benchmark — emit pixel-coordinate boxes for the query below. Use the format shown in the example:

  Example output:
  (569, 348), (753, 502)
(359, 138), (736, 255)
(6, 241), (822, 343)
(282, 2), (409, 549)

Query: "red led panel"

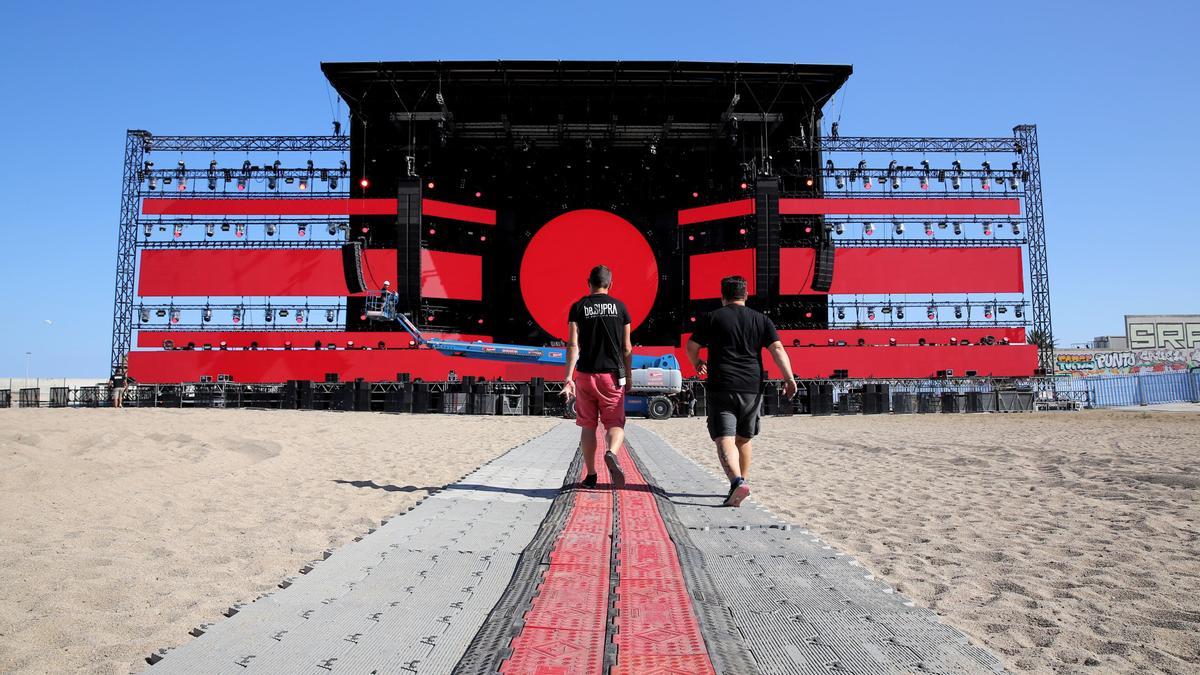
(137, 248), (482, 300)
(141, 198), (398, 216)
(777, 328), (1027, 347)
(688, 249), (756, 300)
(422, 198), (496, 225)
(677, 198), (755, 226)
(779, 247), (1024, 295)
(137, 248), (395, 296)
(420, 248), (482, 301)
(779, 197), (1021, 215)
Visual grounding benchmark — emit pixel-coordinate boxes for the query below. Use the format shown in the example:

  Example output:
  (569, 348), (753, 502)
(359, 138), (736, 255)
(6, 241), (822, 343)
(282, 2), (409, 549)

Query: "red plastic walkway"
(501, 430), (716, 674)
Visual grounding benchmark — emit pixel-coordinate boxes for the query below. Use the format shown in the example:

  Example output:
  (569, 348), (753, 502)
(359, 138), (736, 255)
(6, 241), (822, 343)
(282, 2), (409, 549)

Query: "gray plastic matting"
(624, 423), (1006, 675)
(147, 423), (579, 674)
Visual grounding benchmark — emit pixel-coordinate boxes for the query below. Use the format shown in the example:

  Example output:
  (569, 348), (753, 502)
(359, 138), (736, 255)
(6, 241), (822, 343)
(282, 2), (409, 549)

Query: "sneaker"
(604, 451), (625, 488)
(582, 473), (598, 489)
(723, 478), (750, 507)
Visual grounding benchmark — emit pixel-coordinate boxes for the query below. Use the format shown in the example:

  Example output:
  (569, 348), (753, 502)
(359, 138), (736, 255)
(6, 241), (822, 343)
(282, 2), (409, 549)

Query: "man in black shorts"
(686, 276), (797, 506)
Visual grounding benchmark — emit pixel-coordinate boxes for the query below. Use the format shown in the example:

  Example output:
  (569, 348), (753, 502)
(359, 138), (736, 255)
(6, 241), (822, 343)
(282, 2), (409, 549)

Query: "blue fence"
(1059, 370), (1200, 408)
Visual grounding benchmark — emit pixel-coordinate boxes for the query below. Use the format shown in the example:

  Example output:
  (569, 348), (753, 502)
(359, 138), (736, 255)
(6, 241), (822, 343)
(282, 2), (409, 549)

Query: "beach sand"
(0, 409), (557, 674)
(653, 411), (1200, 674)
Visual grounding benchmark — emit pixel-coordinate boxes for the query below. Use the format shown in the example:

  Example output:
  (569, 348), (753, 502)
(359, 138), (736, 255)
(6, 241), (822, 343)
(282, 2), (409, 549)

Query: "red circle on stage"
(519, 209), (658, 341)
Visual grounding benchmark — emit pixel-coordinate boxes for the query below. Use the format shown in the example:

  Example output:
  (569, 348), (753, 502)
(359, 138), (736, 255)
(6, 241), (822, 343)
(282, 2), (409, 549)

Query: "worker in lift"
(380, 280), (397, 317)
(562, 265), (632, 489)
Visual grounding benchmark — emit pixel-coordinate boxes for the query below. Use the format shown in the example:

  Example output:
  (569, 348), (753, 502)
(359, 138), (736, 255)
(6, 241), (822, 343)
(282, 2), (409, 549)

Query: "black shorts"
(706, 391), (762, 439)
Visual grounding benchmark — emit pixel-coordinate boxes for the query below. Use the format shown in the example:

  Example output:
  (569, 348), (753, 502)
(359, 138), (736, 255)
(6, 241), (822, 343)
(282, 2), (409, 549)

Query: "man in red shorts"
(562, 265), (631, 488)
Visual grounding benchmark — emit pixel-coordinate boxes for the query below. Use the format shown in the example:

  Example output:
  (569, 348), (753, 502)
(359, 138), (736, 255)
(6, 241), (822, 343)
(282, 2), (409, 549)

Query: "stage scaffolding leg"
(1014, 125), (1054, 381)
(110, 130), (148, 378)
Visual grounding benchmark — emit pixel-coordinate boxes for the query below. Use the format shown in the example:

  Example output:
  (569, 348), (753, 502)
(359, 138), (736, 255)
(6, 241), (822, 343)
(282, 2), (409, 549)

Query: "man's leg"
(734, 436), (752, 480)
(714, 436), (741, 482)
(580, 426), (599, 476)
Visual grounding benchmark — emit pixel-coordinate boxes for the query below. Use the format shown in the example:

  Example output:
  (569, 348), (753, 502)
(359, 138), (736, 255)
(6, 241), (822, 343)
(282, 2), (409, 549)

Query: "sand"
(653, 411), (1200, 674)
(0, 409), (557, 674)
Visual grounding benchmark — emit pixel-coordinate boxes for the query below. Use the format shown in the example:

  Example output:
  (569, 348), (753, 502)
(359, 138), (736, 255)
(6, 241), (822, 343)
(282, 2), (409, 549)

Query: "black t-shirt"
(568, 293), (631, 374)
(691, 304), (781, 393)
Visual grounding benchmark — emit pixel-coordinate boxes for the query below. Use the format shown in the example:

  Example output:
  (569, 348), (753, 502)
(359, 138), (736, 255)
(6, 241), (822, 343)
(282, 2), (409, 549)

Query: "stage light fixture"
(984, 305), (994, 319)
(326, 309), (336, 322)
(1011, 222), (1020, 235)
(837, 307), (845, 320)
(175, 160), (187, 192)
(295, 309), (305, 324)
(919, 175), (928, 190)
(980, 176), (990, 190)
(953, 222), (962, 236)
(951, 159), (962, 190)
(805, 176), (814, 187)
(864, 222), (875, 236)
(202, 306), (212, 322)
(938, 221), (948, 229)
(937, 169), (946, 183)
(360, 177), (370, 189)
(235, 223), (245, 238)
(1009, 161), (1021, 189)
(825, 159), (835, 173)
(998, 305), (1008, 314)
(139, 306), (149, 322)
(983, 222), (993, 236)
(954, 306), (963, 319)
(834, 223), (844, 235)
(893, 222), (904, 235)
(862, 174), (872, 190)
(297, 223), (307, 237)
(278, 309), (289, 318)
(920, 159), (930, 189)
(143, 224), (152, 237)
(867, 307), (876, 321)
(1015, 306), (1024, 318)
(169, 308), (180, 324)
(882, 306), (892, 315)
(173, 224), (183, 239)
(299, 177), (308, 191)
(889, 337), (897, 346)
(835, 175), (845, 189)
(951, 175), (961, 190)
(927, 306), (936, 320)
(980, 160), (991, 190)
(897, 307), (905, 319)
(205, 223), (214, 237)
(155, 308), (167, 318)
(236, 176), (246, 191)
(924, 222), (934, 237)
(207, 160), (218, 190)
(266, 223), (277, 237)
(1001, 337), (1011, 345)
(267, 175), (277, 190)
(950, 337), (958, 345)
(232, 307), (242, 324)
(327, 224), (338, 236)
(264, 307), (273, 323)
(219, 341), (227, 350)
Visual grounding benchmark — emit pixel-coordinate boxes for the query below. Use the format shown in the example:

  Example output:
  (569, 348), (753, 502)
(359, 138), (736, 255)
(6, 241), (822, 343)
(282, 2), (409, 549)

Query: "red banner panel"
(138, 248), (482, 300)
(141, 198), (398, 216)
(779, 198), (1021, 216)
(677, 199), (755, 226)
(136, 331), (490, 349)
(779, 247), (1024, 295)
(688, 249), (756, 299)
(423, 198), (497, 225)
(420, 249), (482, 301)
(128, 342), (1036, 383)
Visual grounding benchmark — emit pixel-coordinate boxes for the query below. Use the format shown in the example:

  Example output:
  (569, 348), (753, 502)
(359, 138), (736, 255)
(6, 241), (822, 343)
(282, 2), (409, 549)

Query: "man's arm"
(685, 339), (708, 378)
(622, 323), (634, 392)
(766, 340), (798, 398)
(563, 322), (580, 398)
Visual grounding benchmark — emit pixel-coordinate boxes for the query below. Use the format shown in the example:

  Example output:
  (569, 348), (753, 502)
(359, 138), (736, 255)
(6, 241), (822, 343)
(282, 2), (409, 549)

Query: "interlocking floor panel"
(150, 424), (579, 674)
(624, 423), (1005, 675)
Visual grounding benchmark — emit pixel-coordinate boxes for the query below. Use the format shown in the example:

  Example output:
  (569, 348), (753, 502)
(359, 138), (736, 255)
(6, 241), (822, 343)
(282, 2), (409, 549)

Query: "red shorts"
(573, 372), (626, 430)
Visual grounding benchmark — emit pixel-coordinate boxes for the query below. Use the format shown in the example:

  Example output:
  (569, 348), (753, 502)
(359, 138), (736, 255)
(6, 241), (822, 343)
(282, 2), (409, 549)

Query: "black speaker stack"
(807, 382), (834, 416)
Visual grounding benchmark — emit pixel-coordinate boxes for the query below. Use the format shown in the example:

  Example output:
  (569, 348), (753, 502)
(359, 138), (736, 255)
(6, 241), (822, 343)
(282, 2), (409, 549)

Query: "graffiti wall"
(1055, 347), (1200, 377)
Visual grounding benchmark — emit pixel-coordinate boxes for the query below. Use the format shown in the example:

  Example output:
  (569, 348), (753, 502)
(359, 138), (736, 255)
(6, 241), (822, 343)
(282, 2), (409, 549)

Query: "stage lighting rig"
(834, 223), (845, 235)
(169, 308), (180, 324)
(1009, 161), (1021, 189)
(893, 222), (904, 235)
(264, 307), (273, 323)
(864, 222), (875, 236)
(297, 223), (307, 237)
(175, 160), (187, 191)
(143, 223), (152, 238)
(837, 307), (845, 320)
(295, 309), (305, 324)
(207, 160), (218, 190)
(867, 307), (876, 321)
(924, 222), (934, 237)
(896, 307), (905, 319)
(202, 306), (212, 322)
(232, 307), (242, 324)
(980, 160), (991, 190)
(919, 159), (930, 190)
(951, 160), (962, 190)
(953, 222), (962, 236)
(173, 224), (183, 239)
(144, 161), (157, 190)
(267, 160), (281, 190)
(983, 221), (993, 236)
(954, 306), (963, 319)
(266, 223), (277, 237)
(326, 309), (336, 322)
(139, 306), (149, 323)
(1015, 306), (1024, 319)
(205, 223), (214, 237)
(235, 223), (245, 238)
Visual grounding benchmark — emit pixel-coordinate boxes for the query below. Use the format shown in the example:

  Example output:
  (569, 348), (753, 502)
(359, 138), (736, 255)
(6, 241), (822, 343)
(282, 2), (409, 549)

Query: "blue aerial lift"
(366, 292), (683, 419)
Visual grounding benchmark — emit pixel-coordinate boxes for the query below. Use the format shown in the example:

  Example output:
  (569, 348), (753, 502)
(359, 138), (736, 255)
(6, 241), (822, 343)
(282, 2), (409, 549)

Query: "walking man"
(562, 265), (631, 489)
(686, 276), (797, 506)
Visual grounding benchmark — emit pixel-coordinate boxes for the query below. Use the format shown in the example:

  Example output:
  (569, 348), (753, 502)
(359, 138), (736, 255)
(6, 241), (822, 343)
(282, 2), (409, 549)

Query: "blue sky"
(1, 1), (1197, 377)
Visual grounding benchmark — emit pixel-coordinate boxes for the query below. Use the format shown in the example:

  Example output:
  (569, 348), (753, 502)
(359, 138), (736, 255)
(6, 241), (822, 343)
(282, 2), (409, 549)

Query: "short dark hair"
(721, 275), (748, 301)
(588, 265), (613, 289)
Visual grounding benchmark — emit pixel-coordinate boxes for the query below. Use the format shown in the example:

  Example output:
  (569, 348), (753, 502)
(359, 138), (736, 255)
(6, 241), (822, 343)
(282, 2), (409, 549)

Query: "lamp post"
(25, 351), (31, 387)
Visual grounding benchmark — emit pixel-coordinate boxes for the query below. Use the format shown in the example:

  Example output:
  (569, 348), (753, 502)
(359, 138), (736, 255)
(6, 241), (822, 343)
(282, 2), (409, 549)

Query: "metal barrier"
(1075, 371), (1200, 408)
(49, 387), (70, 408)
(0, 389), (10, 408)
(19, 388), (40, 408)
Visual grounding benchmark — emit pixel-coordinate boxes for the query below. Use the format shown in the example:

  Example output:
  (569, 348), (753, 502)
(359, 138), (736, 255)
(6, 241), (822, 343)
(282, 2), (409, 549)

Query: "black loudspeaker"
(807, 383), (834, 416)
(875, 384), (890, 414)
(412, 382), (431, 413)
(283, 380), (299, 409)
(762, 389), (782, 416)
(811, 239), (835, 293)
(831, 369), (849, 379)
(862, 384), (879, 414)
(529, 377), (545, 416)
(325, 372), (339, 383)
(354, 379), (371, 411)
(341, 241), (367, 294)
(396, 372), (411, 383)
(334, 384), (356, 411)
(297, 380), (314, 409)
